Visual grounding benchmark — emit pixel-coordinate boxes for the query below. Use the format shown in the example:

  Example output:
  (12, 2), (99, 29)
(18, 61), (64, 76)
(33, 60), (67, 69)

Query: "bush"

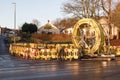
(32, 33), (72, 43)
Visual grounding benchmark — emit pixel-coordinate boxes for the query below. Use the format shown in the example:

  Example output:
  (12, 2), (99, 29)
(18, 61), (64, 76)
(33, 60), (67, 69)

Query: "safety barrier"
(9, 43), (79, 60)
(9, 43), (119, 60)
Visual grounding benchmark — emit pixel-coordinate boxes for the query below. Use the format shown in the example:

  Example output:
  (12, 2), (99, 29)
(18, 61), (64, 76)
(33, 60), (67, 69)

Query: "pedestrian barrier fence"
(9, 43), (79, 60)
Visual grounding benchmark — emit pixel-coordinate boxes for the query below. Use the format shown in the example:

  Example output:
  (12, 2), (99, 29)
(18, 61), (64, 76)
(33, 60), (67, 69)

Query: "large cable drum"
(72, 18), (104, 55)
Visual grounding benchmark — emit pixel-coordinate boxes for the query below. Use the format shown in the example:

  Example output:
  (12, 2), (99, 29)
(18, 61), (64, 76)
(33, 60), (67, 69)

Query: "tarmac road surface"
(0, 36), (120, 80)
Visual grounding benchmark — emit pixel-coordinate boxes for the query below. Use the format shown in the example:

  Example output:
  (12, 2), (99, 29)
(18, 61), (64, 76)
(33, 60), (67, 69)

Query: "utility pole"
(12, 3), (16, 43)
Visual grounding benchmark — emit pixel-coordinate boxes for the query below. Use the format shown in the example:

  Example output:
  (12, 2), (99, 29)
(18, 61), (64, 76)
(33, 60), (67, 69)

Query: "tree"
(111, 2), (120, 28)
(100, 0), (119, 54)
(62, 0), (119, 20)
(21, 23), (38, 42)
(101, 0), (112, 32)
(53, 17), (78, 28)
(21, 23), (38, 34)
(62, 0), (101, 19)
(32, 19), (40, 28)
(53, 18), (62, 28)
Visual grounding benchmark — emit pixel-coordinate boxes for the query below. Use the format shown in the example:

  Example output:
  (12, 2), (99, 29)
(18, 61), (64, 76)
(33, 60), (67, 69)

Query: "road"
(0, 36), (120, 80)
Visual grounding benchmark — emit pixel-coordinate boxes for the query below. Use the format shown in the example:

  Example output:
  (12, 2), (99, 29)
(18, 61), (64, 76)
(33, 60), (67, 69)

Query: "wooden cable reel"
(72, 18), (104, 55)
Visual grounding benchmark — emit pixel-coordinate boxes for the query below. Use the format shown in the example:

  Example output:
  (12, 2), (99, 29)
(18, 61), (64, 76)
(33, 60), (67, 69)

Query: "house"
(62, 27), (73, 35)
(62, 18), (119, 39)
(99, 18), (119, 39)
(38, 20), (60, 34)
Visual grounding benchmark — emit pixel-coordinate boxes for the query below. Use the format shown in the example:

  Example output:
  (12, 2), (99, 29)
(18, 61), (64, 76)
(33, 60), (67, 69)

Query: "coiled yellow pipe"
(72, 18), (104, 55)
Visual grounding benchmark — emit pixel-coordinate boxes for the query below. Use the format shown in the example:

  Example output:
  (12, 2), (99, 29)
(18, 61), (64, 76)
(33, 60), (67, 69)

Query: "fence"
(9, 43), (79, 60)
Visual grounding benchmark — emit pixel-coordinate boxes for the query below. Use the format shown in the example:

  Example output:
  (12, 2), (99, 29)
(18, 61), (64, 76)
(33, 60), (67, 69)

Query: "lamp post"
(12, 3), (16, 43)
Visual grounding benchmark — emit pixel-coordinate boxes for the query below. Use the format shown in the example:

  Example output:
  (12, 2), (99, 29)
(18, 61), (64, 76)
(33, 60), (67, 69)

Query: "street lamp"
(12, 2), (16, 43)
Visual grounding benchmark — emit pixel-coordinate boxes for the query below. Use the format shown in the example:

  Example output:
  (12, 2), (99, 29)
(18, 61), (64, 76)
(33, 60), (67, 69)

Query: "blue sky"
(0, 0), (68, 29)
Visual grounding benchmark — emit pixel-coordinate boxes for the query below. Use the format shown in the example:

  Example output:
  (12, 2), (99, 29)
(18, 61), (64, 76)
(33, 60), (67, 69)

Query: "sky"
(0, 0), (68, 29)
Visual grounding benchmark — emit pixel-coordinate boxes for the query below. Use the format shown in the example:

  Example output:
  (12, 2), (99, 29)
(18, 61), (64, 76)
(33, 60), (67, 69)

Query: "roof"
(39, 20), (59, 30)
